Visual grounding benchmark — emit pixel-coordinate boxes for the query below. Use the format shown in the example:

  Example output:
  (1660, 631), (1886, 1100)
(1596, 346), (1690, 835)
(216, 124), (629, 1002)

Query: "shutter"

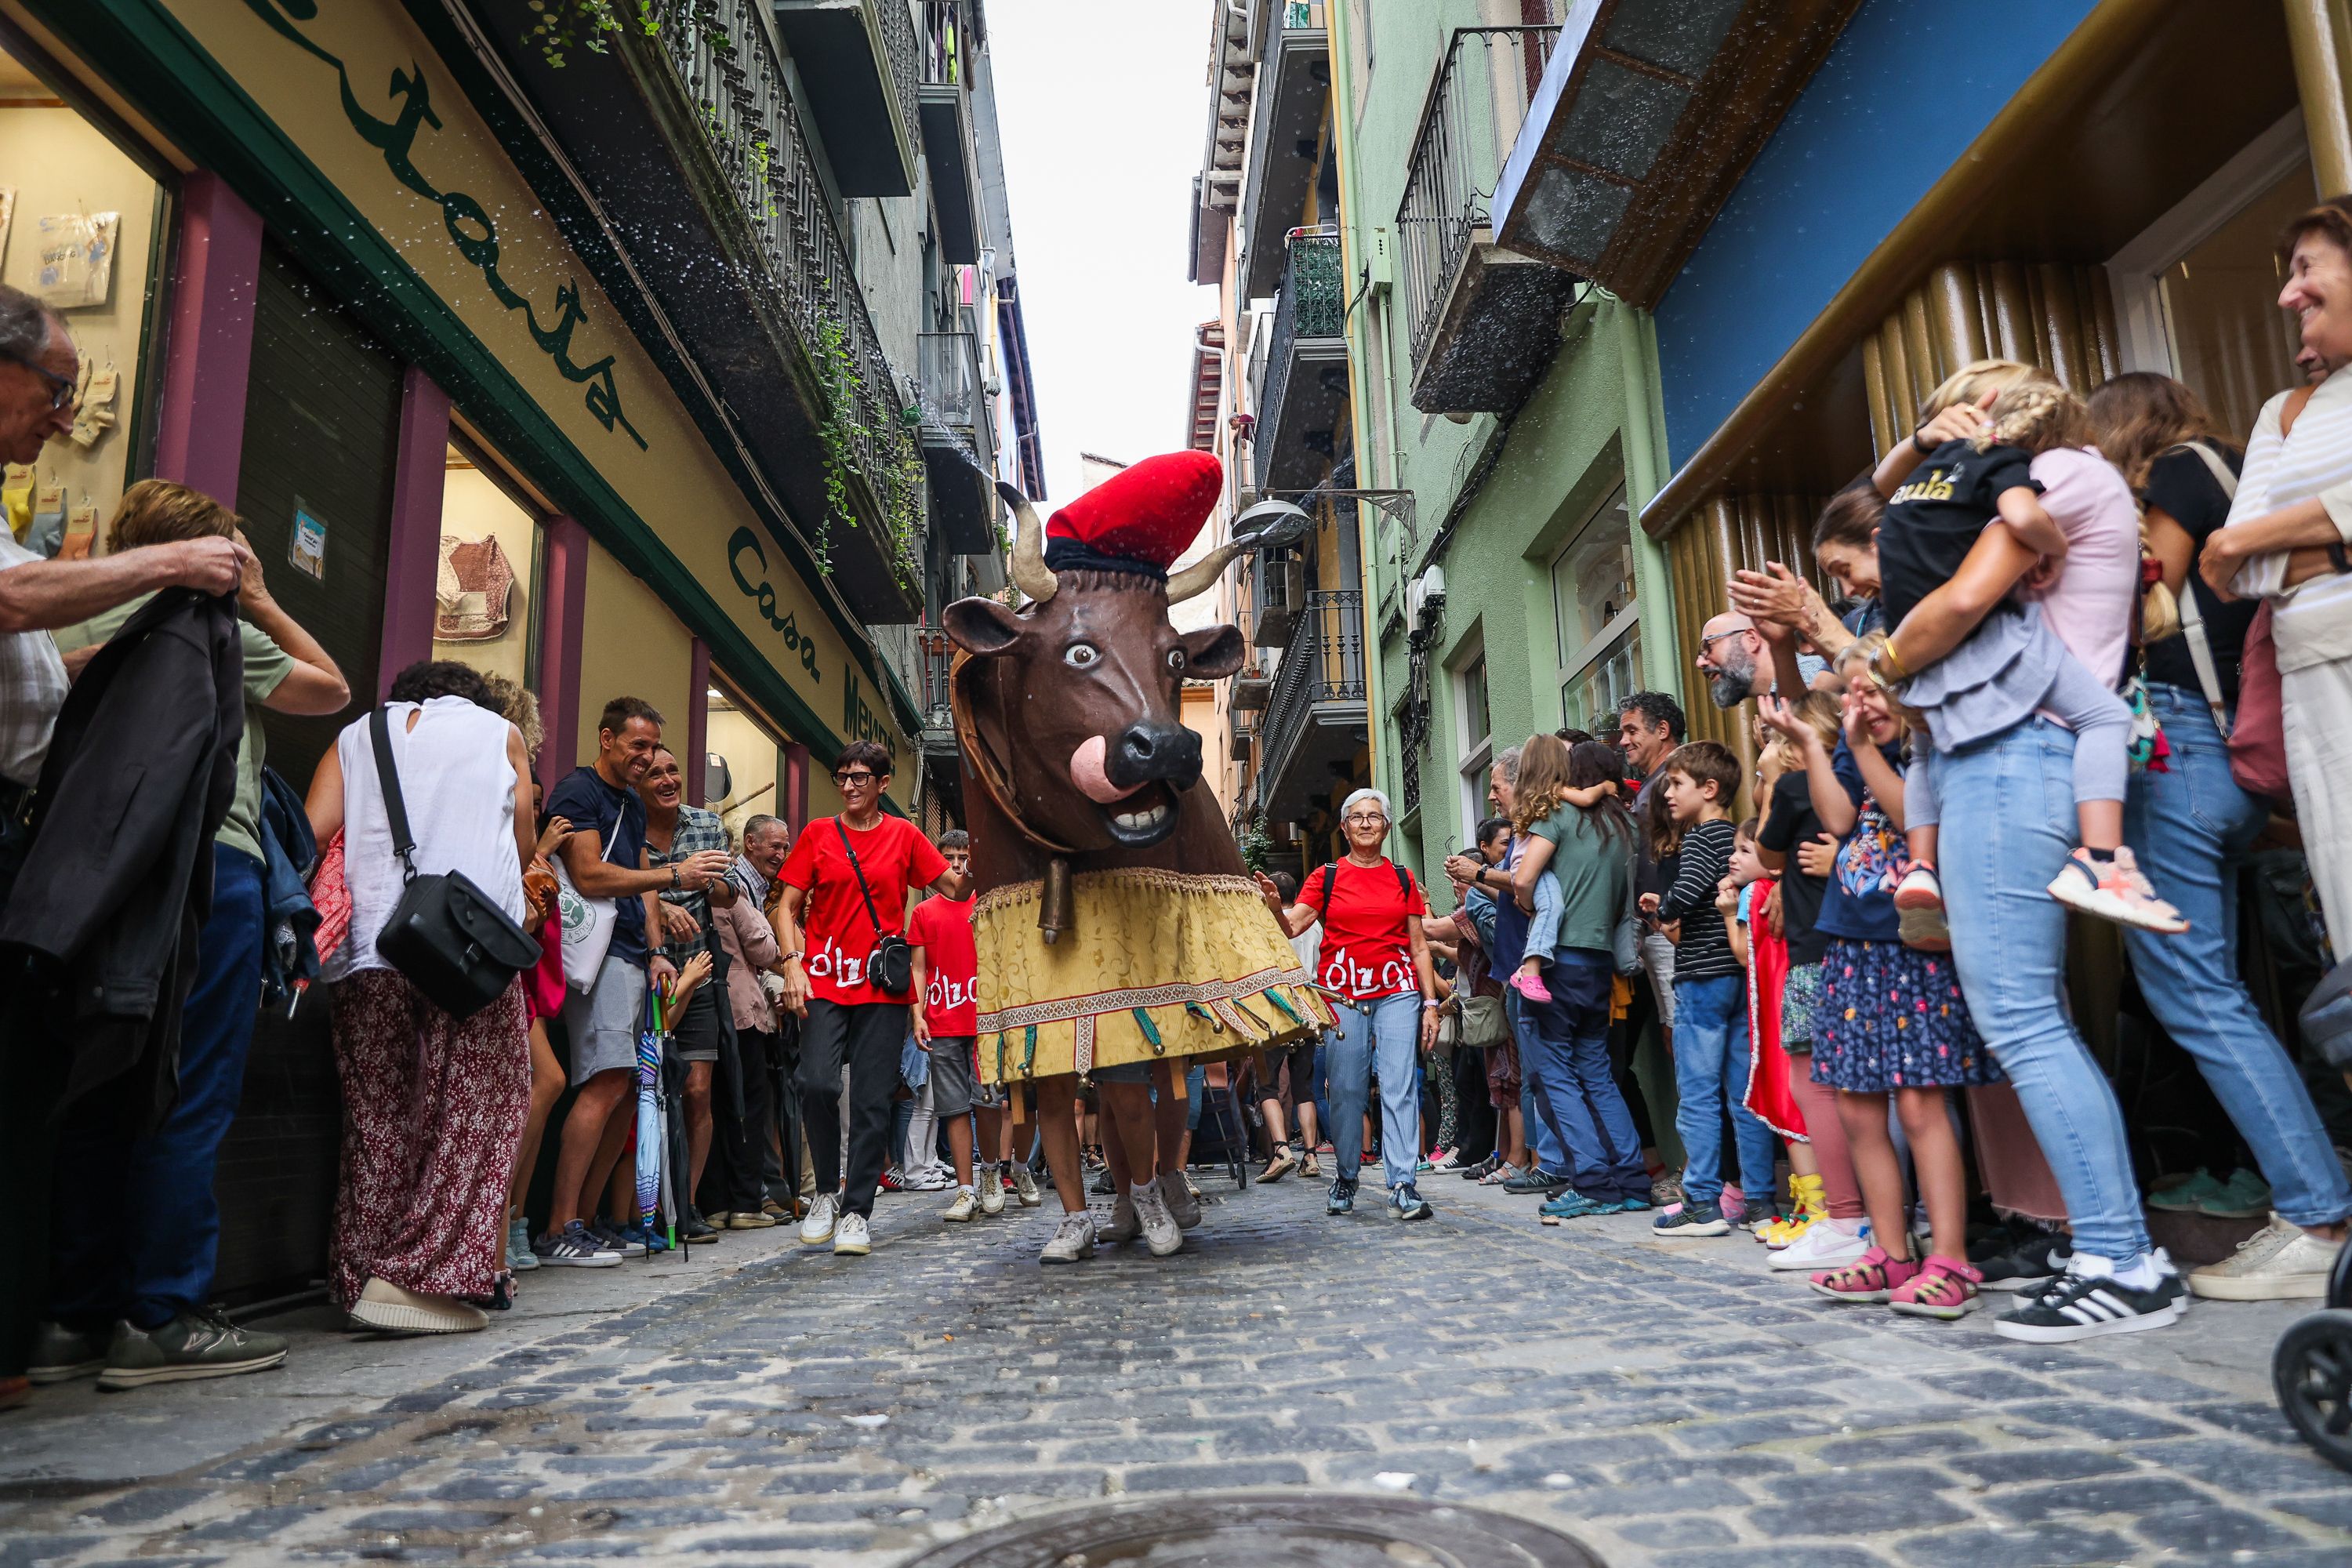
(212, 241), (403, 1305)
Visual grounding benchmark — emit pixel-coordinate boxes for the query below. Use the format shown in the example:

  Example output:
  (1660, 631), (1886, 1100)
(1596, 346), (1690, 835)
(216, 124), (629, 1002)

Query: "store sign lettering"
(239, 0), (647, 449)
(842, 672), (898, 764)
(727, 528), (822, 682)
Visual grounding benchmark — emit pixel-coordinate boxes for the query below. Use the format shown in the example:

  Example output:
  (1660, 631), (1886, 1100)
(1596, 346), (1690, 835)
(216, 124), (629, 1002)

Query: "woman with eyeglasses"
(1257, 788), (1440, 1221)
(770, 740), (970, 1259)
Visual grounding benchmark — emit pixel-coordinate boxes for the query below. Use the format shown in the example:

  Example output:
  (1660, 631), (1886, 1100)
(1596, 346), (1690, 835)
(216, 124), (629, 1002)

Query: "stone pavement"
(4, 1171), (2350, 1567)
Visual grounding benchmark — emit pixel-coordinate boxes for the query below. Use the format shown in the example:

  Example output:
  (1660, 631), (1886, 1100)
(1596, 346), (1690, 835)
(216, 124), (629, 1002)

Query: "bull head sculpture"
(945, 459), (1284, 939)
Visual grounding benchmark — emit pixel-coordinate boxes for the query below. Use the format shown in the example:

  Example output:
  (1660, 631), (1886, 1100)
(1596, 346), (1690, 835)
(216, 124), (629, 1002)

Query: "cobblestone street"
(5, 1174), (2350, 1567)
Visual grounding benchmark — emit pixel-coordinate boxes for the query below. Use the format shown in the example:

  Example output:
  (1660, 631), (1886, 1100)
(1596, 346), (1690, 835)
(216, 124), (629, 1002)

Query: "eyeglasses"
(1343, 813), (1388, 826)
(1697, 629), (1751, 652)
(1, 348), (74, 412)
(833, 769), (880, 786)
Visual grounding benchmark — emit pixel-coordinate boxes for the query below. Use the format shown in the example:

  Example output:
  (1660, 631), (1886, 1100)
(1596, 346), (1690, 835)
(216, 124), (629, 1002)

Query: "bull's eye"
(1167, 648), (1187, 673)
(1064, 641), (1101, 669)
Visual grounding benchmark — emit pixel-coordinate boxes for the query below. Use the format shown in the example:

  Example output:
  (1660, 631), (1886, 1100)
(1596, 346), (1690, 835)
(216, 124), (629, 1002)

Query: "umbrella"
(635, 984), (677, 1254)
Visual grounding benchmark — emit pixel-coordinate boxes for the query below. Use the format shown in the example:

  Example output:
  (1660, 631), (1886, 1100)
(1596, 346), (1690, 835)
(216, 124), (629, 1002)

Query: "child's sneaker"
(1653, 1199), (1730, 1238)
(1893, 862), (1944, 912)
(1889, 1254), (1982, 1319)
(1898, 902), (1952, 952)
(1809, 1246), (1922, 1303)
(1508, 968), (1553, 1004)
(1737, 1196), (1779, 1231)
(1770, 1217), (1870, 1272)
(2046, 847), (2189, 933)
(1760, 1173), (1825, 1248)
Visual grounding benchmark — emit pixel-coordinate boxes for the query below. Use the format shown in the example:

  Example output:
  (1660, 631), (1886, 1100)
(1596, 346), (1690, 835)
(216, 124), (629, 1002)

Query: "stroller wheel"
(2272, 1308), (2352, 1473)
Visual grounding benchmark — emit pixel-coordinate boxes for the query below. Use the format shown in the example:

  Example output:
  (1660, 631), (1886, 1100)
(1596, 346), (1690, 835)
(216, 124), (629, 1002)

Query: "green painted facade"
(1322, 3), (1684, 891)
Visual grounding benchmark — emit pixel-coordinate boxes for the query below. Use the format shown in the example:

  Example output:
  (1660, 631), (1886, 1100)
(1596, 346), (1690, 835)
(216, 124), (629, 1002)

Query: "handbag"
(2225, 392), (2311, 803)
(554, 797), (627, 991)
(368, 707), (540, 1019)
(1455, 991), (1508, 1049)
(837, 818), (913, 996)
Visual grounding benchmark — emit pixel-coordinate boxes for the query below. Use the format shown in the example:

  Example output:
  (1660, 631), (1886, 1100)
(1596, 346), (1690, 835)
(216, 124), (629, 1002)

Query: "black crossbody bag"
(837, 818), (913, 996)
(369, 706), (541, 1018)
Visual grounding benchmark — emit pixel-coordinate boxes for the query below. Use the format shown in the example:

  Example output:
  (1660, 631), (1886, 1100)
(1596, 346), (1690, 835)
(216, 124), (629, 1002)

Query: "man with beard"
(1693, 611), (1825, 710)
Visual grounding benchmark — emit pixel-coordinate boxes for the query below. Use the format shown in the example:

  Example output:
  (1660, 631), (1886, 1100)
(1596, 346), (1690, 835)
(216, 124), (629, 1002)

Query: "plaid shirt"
(649, 803), (731, 967)
(0, 536), (69, 789)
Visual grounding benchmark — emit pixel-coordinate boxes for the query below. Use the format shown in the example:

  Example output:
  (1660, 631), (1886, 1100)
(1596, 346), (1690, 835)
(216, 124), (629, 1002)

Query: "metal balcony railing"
(641, 0), (921, 572)
(921, 0), (965, 85)
(918, 627), (956, 733)
(1254, 232), (1344, 489)
(873, 0), (925, 151)
(918, 331), (982, 430)
(1257, 589), (1366, 795)
(1396, 25), (1561, 379)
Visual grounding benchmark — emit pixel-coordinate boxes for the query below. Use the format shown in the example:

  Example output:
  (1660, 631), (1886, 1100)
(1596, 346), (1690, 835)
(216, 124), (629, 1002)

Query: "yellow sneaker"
(1762, 1174), (1826, 1250)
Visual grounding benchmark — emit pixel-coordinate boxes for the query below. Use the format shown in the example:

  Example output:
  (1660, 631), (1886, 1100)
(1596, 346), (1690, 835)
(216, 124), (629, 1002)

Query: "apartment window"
(1455, 652), (1490, 847)
(1551, 484), (1639, 734)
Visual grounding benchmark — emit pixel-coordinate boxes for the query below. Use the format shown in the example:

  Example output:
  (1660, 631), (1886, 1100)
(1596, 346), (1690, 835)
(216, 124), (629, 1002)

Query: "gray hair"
(0, 284), (59, 365)
(1340, 787), (1391, 821)
(1495, 744), (1523, 786)
(742, 812), (787, 844)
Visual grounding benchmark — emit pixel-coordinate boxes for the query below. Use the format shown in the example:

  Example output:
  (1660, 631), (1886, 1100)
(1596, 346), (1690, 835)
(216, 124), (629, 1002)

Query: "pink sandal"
(1809, 1246), (1922, 1304)
(1889, 1254), (1982, 1319)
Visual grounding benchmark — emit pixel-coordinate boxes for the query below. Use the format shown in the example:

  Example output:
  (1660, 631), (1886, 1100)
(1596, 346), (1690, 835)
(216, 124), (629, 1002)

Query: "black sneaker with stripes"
(1992, 1261), (2187, 1342)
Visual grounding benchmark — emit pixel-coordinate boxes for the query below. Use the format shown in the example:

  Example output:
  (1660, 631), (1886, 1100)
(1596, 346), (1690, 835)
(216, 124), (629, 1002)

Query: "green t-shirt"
(1527, 804), (1631, 956)
(55, 593), (294, 865)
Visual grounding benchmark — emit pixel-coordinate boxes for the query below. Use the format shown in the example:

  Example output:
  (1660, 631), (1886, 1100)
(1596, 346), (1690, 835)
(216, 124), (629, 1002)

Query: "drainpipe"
(2286, 0), (2352, 192)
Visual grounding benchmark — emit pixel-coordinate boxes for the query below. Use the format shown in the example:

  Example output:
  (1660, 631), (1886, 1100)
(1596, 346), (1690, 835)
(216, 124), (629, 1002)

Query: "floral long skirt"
(328, 969), (529, 1312)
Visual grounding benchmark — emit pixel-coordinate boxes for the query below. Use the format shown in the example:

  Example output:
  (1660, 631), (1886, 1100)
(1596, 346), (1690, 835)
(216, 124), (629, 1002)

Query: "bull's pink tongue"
(1069, 735), (1144, 804)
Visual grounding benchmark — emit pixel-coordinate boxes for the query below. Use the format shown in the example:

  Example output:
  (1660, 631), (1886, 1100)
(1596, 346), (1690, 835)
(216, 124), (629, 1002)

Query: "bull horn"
(999, 481), (1058, 604)
(1166, 498), (1311, 604)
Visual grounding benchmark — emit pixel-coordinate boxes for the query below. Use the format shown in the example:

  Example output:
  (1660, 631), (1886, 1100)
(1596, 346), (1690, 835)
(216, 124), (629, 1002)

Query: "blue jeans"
(2127, 684), (2352, 1229)
(1505, 989), (1571, 1178)
(1670, 971), (1776, 1207)
(1518, 949), (1648, 1201)
(1941, 719), (2147, 1264)
(1327, 992), (1424, 1190)
(52, 846), (265, 1328)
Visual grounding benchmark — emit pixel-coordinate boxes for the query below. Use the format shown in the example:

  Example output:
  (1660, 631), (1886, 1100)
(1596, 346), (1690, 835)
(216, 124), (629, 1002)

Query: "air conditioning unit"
(1406, 564), (1446, 630)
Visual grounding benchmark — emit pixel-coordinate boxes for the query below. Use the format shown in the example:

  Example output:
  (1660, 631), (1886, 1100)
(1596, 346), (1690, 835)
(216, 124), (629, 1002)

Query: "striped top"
(2227, 368), (2352, 673)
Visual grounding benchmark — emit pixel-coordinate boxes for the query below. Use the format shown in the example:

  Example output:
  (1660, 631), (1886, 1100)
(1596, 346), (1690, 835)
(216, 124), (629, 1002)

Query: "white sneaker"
(1039, 1210), (1096, 1264)
(1159, 1171), (1203, 1230)
(1769, 1218), (1870, 1272)
(1103, 1194), (1142, 1243)
(2189, 1214), (2342, 1300)
(978, 1168), (1007, 1216)
(1132, 1182), (1182, 1258)
(832, 1211), (871, 1256)
(904, 1165), (955, 1192)
(1012, 1163), (1043, 1207)
(799, 1192), (838, 1246)
(942, 1189), (979, 1224)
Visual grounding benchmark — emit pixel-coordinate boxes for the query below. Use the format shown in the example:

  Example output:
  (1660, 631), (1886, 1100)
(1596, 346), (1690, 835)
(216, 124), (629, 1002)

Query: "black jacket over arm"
(0, 588), (243, 1130)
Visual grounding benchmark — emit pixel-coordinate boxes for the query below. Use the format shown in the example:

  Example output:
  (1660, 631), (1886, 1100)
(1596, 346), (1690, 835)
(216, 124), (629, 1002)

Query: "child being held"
(1870, 361), (2184, 935)
(1504, 732), (1618, 1004)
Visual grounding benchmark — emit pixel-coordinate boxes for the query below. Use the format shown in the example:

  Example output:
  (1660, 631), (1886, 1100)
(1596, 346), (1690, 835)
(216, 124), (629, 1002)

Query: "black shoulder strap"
(1396, 862), (1413, 902)
(368, 706), (417, 883)
(1320, 861), (1336, 913)
(836, 818), (887, 939)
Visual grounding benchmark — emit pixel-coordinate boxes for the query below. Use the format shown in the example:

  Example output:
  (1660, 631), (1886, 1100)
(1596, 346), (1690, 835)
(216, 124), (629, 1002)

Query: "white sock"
(1131, 1181), (1157, 1203)
(2114, 1253), (2166, 1290)
(958, 1184), (975, 1196)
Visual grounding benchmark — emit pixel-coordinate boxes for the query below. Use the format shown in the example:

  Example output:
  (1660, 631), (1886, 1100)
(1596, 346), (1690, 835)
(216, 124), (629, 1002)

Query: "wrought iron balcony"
(919, 0), (985, 263)
(1256, 589), (1367, 822)
(772, 0), (923, 195)
(1236, 1), (1330, 300)
(1254, 233), (1348, 491)
(917, 330), (996, 554)
(1396, 24), (1576, 415)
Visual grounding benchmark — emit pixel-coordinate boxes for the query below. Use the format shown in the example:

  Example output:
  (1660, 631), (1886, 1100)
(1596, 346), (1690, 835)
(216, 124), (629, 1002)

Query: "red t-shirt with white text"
(908, 893), (978, 1036)
(778, 815), (949, 1005)
(1298, 858), (1427, 1000)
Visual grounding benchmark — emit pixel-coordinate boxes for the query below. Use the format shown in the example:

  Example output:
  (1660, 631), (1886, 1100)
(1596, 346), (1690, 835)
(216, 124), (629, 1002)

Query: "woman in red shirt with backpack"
(1258, 788), (1440, 1221)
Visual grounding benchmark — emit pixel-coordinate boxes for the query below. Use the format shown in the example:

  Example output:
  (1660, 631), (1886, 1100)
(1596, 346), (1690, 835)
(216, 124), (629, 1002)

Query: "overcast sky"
(989, 0), (1221, 507)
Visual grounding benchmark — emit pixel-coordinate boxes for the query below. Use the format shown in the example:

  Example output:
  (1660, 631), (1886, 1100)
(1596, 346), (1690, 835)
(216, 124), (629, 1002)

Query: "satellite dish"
(1234, 497), (1312, 550)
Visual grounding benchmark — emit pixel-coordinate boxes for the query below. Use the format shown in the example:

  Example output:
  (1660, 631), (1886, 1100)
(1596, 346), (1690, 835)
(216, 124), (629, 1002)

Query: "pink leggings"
(1788, 1058), (1865, 1221)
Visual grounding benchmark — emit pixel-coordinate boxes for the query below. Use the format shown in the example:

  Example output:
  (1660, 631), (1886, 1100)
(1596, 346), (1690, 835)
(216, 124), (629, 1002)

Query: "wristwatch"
(669, 865), (681, 891)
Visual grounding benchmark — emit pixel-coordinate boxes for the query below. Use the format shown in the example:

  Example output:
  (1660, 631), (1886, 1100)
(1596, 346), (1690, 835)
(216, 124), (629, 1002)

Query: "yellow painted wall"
(706, 703), (781, 845)
(575, 534), (691, 767)
(0, 99), (160, 538)
(431, 455), (539, 688)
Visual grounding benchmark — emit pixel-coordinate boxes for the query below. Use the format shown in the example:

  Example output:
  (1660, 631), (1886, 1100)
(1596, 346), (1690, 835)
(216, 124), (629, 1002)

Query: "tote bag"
(556, 814), (626, 992)
(2225, 387), (2311, 803)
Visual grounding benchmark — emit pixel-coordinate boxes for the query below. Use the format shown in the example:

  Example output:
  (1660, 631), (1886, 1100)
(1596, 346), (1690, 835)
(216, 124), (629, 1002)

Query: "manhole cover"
(897, 1490), (1605, 1567)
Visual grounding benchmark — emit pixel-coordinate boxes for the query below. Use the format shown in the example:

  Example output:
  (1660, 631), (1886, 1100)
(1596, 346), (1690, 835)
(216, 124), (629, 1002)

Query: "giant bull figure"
(941, 455), (1330, 1086)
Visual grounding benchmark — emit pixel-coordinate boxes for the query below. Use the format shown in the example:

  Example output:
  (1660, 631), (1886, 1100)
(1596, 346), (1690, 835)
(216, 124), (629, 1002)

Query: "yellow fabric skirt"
(973, 869), (1334, 1083)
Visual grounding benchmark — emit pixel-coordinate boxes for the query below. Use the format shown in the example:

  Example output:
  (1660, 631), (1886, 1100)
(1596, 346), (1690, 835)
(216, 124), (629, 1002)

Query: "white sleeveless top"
(2228, 368), (2352, 673)
(324, 696), (525, 982)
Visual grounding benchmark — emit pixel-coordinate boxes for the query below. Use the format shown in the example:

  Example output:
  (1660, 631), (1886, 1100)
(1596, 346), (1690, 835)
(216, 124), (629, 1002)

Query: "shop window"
(706, 674), (787, 846)
(0, 41), (166, 555)
(432, 439), (543, 690)
(1455, 650), (1490, 848)
(1551, 484), (1640, 735)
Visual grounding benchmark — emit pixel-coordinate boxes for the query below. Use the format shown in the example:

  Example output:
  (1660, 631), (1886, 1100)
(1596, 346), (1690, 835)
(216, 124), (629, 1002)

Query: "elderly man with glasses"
(769, 740), (970, 1258)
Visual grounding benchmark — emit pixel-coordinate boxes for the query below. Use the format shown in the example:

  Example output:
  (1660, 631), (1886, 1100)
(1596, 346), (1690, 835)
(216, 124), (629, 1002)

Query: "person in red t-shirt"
(909, 829), (1002, 1223)
(771, 741), (965, 1257)
(1257, 787), (1439, 1222)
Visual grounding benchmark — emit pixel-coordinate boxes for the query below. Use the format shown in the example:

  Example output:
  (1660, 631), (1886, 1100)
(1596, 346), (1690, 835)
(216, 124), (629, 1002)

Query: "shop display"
(34, 211), (118, 309)
(434, 531), (516, 640)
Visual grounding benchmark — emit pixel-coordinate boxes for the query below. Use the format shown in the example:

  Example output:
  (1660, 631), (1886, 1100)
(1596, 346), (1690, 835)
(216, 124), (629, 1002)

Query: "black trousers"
(796, 999), (908, 1218)
(707, 1025), (775, 1213)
